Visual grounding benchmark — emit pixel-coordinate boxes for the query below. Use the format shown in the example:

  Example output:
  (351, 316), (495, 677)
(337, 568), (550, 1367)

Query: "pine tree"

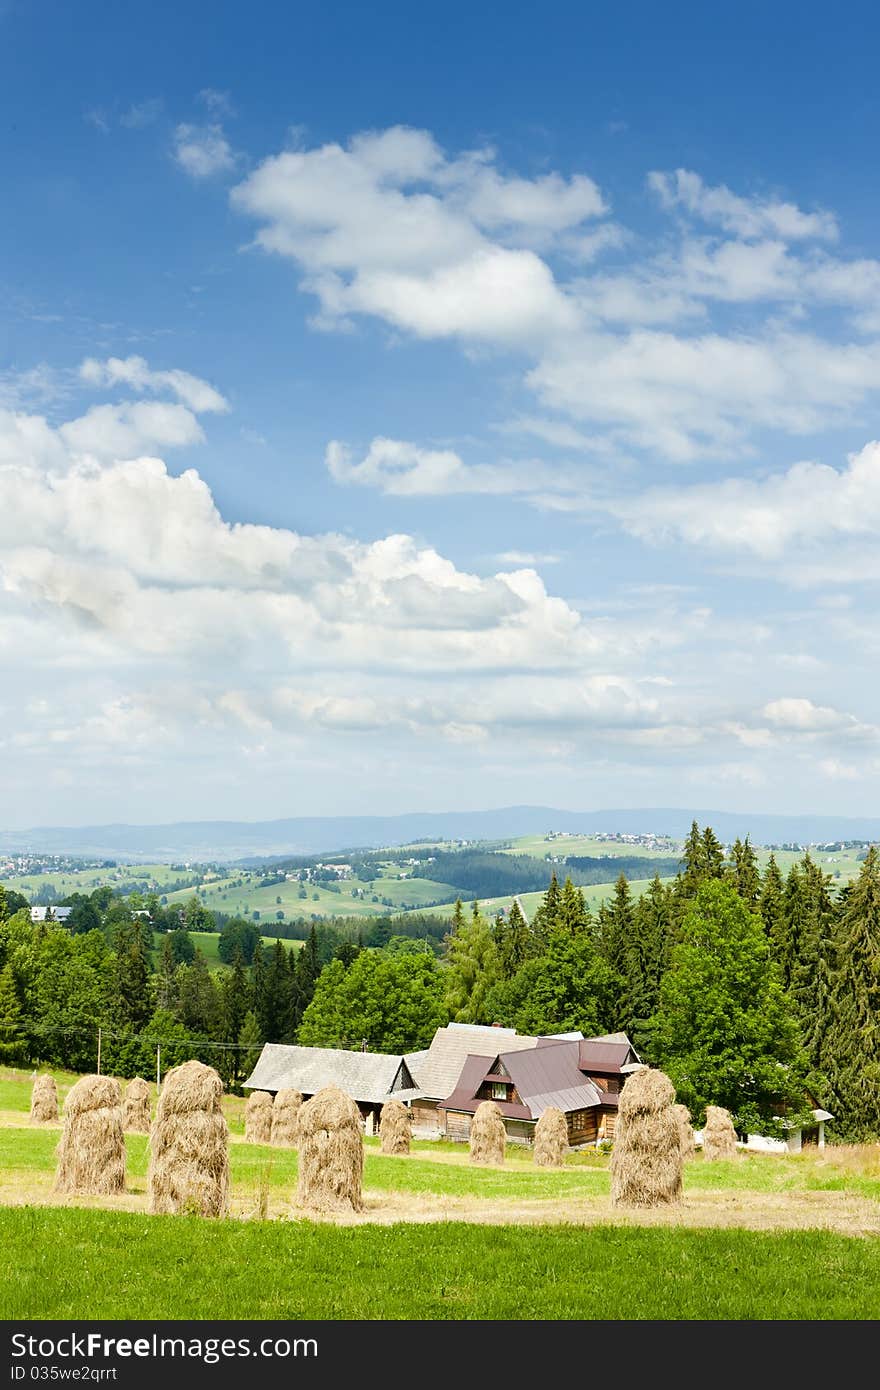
(156, 934), (177, 1010)
(597, 873), (632, 979)
(825, 847), (880, 1140)
(791, 857), (838, 1086)
(776, 864), (809, 991)
(261, 939), (294, 1043)
(113, 921), (152, 1029)
(238, 1009), (263, 1077)
(728, 837), (761, 910)
(0, 965), (25, 1065)
(442, 900), (500, 1022)
(556, 877), (590, 935)
(759, 854), (785, 942)
(530, 872), (562, 950)
(625, 875), (674, 1053)
(492, 899), (531, 979)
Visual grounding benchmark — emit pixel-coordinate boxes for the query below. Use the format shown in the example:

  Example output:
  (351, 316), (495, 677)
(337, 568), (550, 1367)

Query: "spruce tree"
(442, 900), (500, 1023)
(0, 965), (25, 1065)
(597, 873), (632, 979)
(492, 898), (531, 979)
(776, 864), (809, 991)
(728, 837), (761, 910)
(825, 847), (880, 1140)
(759, 854), (785, 942)
(625, 874), (674, 1053)
(791, 857), (838, 1087)
(238, 1009), (263, 1077)
(530, 872), (562, 949)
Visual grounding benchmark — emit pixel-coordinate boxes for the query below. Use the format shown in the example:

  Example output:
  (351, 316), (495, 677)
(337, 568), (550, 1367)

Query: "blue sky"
(3, 1), (880, 826)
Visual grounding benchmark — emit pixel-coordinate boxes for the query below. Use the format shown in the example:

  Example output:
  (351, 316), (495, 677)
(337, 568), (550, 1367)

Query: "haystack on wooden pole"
(533, 1106), (568, 1168)
(148, 1060), (229, 1217)
(54, 1074), (125, 1196)
(123, 1077), (152, 1133)
(379, 1098), (412, 1156)
(610, 1067), (682, 1208)
(245, 1089), (273, 1144)
(469, 1100), (506, 1166)
(271, 1088), (303, 1147)
(295, 1084), (363, 1213)
(30, 1073), (59, 1124)
(702, 1105), (738, 1160)
(673, 1103), (695, 1161)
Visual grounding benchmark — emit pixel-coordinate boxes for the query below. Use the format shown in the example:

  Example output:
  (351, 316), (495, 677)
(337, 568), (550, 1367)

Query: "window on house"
(491, 1082), (507, 1101)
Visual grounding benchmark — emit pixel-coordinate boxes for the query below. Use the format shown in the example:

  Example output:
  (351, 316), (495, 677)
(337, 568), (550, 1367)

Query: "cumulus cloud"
(326, 436), (576, 498)
(617, 441), (880, 565)
(227, 126), (880, 460)
(173, 122), (237, 179)
(647, 169), (838, 242)
(79, 355), (229, 414)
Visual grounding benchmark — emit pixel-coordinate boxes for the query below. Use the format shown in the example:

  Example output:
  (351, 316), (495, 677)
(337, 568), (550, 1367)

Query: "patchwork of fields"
(0, 1067), (878, 1319)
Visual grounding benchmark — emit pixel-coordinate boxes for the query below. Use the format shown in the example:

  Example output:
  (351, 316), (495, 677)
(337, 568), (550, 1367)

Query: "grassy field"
(163, 870), (461, 920)
(1, 1066), (879, 1318)
(2, 1207), (879, 1320)
(1, 862), (203, 900)
(175, 931), (302, 969)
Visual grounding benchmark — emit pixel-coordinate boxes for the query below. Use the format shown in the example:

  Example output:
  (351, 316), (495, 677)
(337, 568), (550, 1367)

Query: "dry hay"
(533, 1106), (568, 1168)
(379, 1098), (412, 1156)
(469, 1100), (506, 1166)
(244, 1089), (273, 1144)
(122, 1077), (151, 1133)
(673, 1103), (695, 1161)
(54, 1074), (126, 1196)
(271, 1088), (303, 1147)
(29, 1074), (58, 1124)
(295, 1085), (363, 1213)
(148, 1060), (229, 1217)
(610, 1067), (682, 1208)
(703, 1105), (738, 1161)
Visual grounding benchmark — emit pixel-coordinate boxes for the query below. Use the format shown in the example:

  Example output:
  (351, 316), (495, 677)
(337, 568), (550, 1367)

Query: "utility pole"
(96, 1026), (102, 1075)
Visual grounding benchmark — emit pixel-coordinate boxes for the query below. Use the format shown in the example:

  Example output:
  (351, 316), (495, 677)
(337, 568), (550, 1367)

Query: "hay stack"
(245, 1089), (273, 1144)
(703, 1105), (738, 1161)
(469, 1100), (506, 1166)
(30, 1073), (59, 1123)
(271, 1088), (302, 1147)
(295, 1085), (363, 1213)
(123, 1077), (151, 1133)
(673, 1103), (695, 1160)
(148, 1060), (229, 1217)
(533, 1106), (568, 1167)
(610, 1067), (682, 1208)
(54, 1074), (125, 1196)
(379, 1098), (412, 1156)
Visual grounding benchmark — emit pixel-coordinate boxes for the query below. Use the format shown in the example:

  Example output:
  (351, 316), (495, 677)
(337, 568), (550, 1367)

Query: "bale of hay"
(703, 1105), (738, 1161)
(673, 1103), (695, 1161)
(271, 1088), (303, 1147)
(122, 1077), (151, 1133)
(469, 1100), (506, 1166)
(295, 1085), (363, 1213)
(54, 1074), (125, 1196)
(148, 1060), (229, 1217)
(610, 1067), (682, 1208)
(379, 1098), (412, 1156)
(30, 1074), (58, 1124)
(533, 1106), (568, 1168)
(244, 1089), (273, 1144)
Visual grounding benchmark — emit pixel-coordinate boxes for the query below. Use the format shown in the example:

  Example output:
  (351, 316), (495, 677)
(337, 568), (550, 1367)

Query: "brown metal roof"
(578, 1039), (637, 1073)
(442, 1041), (608, 1120)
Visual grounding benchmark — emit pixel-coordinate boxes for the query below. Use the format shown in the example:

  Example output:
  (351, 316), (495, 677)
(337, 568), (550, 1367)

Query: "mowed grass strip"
(1, 1205), (878, 1319)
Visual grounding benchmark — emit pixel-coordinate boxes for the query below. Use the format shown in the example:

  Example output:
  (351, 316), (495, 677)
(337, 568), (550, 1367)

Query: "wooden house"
(442, 1033), (641, 1147)
(243, 1042), (421, 1133)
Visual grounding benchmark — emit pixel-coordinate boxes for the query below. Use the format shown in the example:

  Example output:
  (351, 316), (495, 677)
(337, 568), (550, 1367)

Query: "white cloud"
(228, 127), (880, 460)
(173, 123), (237, 179)
(648, 169), (838, 242)
(326, 436), (575, 498)
(79, 355), (229, 414)
(618, 440), (880, 560)
(120, 98), (164, 130)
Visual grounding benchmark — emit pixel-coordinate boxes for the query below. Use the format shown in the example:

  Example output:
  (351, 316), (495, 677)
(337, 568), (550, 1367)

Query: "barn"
(243, 1043), (421, 1134)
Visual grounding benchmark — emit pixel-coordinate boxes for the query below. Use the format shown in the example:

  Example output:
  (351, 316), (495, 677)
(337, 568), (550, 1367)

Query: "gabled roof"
(444, 1039), (605, 1120)
(578, 1038), (640, 1073)
(410, 1023), (540, 1100)
(243, 1043), (416, 1104)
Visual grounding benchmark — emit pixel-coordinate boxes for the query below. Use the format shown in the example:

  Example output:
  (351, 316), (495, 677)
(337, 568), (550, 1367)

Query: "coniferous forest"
(1, 822), (878, 1141)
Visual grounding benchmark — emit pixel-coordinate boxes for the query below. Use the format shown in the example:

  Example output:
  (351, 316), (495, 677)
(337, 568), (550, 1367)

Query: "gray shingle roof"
(411, 1024), (544, 1100)
(243, 1043), (416, 1104)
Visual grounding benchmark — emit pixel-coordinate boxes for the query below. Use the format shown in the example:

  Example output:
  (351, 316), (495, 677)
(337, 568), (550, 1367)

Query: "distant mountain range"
(1, 806), (879, 863)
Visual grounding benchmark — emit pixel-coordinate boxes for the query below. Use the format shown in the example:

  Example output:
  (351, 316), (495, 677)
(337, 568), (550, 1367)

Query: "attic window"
(490, 1082), (507, 1101)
